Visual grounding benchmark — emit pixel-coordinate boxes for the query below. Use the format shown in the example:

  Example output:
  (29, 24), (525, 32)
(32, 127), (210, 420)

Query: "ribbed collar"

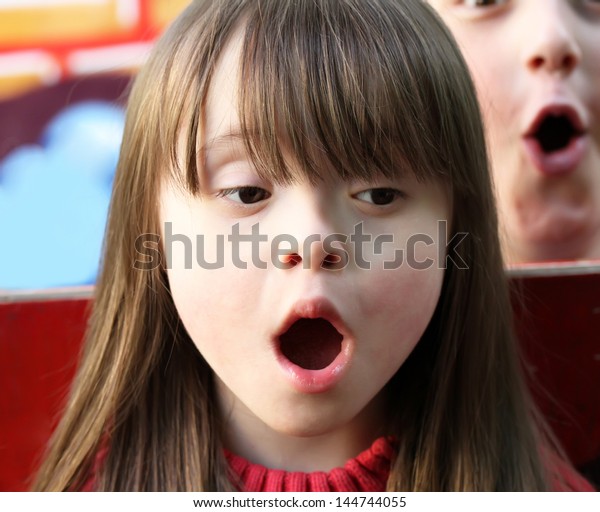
(225, 437), (396, 492)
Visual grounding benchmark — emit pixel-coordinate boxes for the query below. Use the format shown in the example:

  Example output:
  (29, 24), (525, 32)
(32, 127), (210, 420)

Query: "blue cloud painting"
(0, 101), (124, 289)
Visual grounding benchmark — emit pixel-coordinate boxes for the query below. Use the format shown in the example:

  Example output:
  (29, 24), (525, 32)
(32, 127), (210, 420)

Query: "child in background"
(34, 0), (593, 491)
(429, 0), (600, 264)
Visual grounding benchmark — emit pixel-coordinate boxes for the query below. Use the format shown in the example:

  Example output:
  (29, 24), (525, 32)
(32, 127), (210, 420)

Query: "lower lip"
(523, 135), (588, 176)
(275, 339), (353, 394)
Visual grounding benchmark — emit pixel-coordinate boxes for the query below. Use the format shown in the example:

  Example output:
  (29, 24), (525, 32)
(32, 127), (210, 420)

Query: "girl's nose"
(523, 2), (581, 76)
(281, 238), (345, 271)
(277, 202), (348, 272)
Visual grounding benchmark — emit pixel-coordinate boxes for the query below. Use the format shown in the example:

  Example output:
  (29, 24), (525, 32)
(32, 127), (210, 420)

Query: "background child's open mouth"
(523, 105), (588, 176)
(279, 318), (343, 370)
(534, 114), (582, 154)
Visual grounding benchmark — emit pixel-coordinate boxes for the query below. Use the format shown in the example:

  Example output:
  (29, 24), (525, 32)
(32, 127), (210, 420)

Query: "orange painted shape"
(0, 50), (61, 100)
(0, 74), (47, 101)
(148, 0), (191, 31)
(0, 1), (139, 48)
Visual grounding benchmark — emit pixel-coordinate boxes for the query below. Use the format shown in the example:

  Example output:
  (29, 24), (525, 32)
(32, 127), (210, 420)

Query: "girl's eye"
(217, 186), (271, 204)
(354, 188), (405, 206)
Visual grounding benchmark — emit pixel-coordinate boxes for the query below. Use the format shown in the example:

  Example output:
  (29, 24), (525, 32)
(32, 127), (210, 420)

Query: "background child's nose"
(523, 2), (581, 76)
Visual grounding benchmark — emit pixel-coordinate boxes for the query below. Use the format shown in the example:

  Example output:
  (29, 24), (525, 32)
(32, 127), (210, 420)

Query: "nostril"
(528, 47), (579, 74)
(321, 253), (341, 269)
(279, 251), (347, 270)
(530, 56), (545, 70)
(562, 54), (576, 71)
(322, 251), (349, 270)
(279, 253), (302, 268)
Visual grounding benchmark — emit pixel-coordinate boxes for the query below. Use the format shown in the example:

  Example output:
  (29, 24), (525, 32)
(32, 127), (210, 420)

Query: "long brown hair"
(35, 0), (553, 490)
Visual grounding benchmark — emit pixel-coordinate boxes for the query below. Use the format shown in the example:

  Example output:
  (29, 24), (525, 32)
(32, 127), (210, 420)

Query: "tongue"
(279, 318), (343, 370)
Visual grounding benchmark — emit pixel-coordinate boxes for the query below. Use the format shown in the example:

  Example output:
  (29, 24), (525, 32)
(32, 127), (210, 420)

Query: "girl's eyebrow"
(200, 131), (246, 154)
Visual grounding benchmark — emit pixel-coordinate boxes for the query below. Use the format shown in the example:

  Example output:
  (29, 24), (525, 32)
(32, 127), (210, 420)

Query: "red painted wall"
(1, 267), (599, 490)
(0, 294), (91, 491)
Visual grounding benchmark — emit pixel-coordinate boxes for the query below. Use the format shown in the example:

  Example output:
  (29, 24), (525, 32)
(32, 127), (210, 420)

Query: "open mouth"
(533, 114), (582, 154)
(279, 318), (343, 370)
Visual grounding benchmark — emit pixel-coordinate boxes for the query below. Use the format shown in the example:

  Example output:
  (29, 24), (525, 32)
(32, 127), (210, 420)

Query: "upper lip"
(274, 297), (351, 341)
(523, 103), (586, 138)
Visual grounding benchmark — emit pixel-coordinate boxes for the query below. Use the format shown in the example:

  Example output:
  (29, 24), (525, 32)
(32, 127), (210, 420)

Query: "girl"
(34, 0), (592, 491)
(429, 0), (600, 264)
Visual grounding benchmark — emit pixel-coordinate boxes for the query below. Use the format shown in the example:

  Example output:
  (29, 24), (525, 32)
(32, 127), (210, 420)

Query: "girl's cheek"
(355, 222), (447, 272)
(356, 263), (445, 323)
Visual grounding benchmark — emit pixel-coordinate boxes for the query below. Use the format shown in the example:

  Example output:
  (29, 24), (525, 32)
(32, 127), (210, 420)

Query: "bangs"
(235, 0), (452, 186)
(163, 0), (480, 196)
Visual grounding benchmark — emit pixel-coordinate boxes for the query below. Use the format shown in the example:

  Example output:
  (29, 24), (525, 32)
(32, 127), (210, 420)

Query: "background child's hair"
(34, 0), (553, 491)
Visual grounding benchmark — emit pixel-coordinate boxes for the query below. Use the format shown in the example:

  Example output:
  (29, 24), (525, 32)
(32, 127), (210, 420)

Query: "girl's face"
(430, 0), (600, 264)
(160, 33), (449, 470)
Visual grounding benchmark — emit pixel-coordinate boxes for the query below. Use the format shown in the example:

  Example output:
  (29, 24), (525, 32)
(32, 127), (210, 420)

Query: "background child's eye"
(354, 188), (404, 206)
(582, 0), (600, 8)
(452, 0), (510, 19)
(218, 187), (271, 204)
(573, 0), (600, 17)
(462, 0), (507, 6)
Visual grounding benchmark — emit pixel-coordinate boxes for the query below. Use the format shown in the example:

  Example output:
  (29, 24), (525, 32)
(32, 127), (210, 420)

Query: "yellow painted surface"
(149, 0), (191, 30)
(0, 74), (48, 101)
(0, 1), (134, 47)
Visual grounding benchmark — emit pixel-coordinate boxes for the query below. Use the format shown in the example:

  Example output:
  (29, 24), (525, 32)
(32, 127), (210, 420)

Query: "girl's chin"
(255, 402), (359, 438)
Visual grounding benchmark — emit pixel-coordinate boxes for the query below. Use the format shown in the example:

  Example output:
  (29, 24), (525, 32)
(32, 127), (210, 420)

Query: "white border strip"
(0, 286), (94, 303)
(67, 42), (152, 75)
(115, 0), (139, 28)
(506, 260), (600, 278)
(0, 491), (598, 510)
(0, 50), (61, 84)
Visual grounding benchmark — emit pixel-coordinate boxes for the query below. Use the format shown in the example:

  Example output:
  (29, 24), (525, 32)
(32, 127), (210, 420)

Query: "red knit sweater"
(82, 436), (595, 491)
(225, 437), (596, 492)
(226, 437), (395, 492)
